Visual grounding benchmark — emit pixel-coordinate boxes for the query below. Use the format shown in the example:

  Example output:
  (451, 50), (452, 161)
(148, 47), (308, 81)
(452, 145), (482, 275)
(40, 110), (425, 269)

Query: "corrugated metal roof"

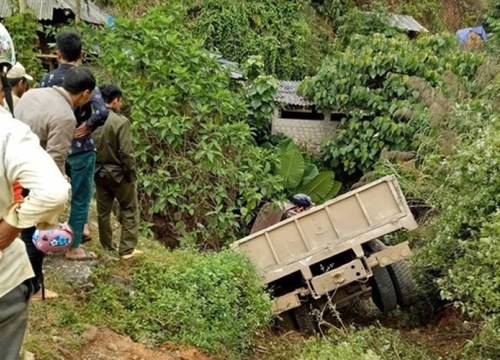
(0, 0), (109, 25)
(56, 0), (109, 24)
(0, 0), (13, 18)
(389, 14), (428, 32)
(275, 80), (314, 106)
(209, 52), (245, 79)
(26, 0), (58, 20)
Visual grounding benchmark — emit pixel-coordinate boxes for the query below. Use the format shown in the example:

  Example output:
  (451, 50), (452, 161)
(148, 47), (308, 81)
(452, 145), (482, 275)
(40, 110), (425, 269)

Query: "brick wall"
(271, 109), (339, 152)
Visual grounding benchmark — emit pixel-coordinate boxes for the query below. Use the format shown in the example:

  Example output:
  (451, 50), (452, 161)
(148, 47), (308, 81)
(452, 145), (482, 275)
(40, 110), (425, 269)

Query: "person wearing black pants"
(20, 226), (43, 293)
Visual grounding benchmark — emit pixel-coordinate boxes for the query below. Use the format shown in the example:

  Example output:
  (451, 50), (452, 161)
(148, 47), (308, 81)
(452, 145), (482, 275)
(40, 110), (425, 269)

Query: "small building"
(0, 0), (109, 24)
(272, 80), (341, 152)
(0, 0), (110, 70)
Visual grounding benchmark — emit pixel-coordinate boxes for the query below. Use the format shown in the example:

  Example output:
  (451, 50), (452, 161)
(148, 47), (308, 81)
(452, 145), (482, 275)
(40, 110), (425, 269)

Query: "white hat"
(7, 62), (33, 81)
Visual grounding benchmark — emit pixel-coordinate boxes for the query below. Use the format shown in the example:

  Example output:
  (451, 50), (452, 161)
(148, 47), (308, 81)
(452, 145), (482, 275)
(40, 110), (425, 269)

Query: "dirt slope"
(70, 328), (212, 360)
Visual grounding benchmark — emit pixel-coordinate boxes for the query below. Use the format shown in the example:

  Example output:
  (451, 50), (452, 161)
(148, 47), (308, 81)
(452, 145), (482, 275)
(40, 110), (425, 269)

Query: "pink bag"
(32, 223), (73, 253)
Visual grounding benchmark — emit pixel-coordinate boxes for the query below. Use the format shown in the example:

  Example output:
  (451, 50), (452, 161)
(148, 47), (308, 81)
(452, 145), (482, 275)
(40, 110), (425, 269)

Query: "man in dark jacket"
(40, 31), (108, 260)
(93, 84), (142, 260)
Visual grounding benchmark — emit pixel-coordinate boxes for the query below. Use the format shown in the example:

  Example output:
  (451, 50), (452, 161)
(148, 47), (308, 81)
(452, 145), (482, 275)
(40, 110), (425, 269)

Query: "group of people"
(0, 30), (142, 359)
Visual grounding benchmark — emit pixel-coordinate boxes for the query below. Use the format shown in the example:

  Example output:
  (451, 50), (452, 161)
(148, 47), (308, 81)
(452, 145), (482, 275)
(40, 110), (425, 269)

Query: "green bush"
(96, 7), (283, 247)
(298, 327), (436, 360)
(462, 316), (500, 360)
(335, 8), (403, 45)
(187, 0), (333, 79)
(246, 73), (279, 144)
(428, 112), (500, 318)
(4, 11), (44, 82)
(484, 0), (500, 56)
(87, 249), (271, 355)
(368, 70), (499, 322)
(440, 211), (500, 317)
(274, 139), (341, 203)
(301, 33), (484, 177)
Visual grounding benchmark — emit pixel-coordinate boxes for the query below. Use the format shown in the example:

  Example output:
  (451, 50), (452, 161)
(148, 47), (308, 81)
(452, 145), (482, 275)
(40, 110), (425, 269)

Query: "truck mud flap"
(271, 290), (304, 315)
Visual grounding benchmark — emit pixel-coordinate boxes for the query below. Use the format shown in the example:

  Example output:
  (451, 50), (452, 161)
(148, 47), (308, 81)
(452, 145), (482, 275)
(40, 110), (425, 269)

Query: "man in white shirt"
(0, 106), (70, 360)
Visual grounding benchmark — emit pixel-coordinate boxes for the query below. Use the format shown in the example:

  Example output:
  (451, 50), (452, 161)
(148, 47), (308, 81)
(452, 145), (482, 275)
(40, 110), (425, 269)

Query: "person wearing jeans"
(40, 31), (109, 261)
(66, 150), (96, 254)
(15, 67), (96, 297)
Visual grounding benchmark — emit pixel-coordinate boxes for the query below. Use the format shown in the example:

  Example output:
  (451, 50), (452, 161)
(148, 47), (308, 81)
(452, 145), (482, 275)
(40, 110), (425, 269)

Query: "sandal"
(31, 288), (58, 302)
(81, 234), (92, 244)
(65, 248), (97, 261)
(82, 223), (92, 243)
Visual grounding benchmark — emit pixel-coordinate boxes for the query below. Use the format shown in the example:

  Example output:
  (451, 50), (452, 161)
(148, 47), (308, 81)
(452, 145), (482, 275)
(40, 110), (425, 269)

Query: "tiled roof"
(0, 0), (109, 25)
(275, 80), (314, 106)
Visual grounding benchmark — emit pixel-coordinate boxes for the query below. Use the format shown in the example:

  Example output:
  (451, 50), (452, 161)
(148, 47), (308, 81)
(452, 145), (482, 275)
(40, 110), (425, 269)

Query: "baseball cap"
(7, 62), (33, 81)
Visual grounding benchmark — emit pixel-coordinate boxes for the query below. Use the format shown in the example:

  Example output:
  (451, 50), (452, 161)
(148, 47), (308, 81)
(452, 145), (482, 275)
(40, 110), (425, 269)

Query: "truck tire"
(389, 261), (417, 308)
(371, 265), (398, 313)
(292, 303), (316, 334)
(367, 239), (416, 308)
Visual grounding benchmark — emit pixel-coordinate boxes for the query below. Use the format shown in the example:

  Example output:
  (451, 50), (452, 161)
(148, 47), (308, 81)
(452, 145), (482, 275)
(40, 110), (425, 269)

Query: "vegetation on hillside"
(302, 33), (484, 178)
(94, 7), (284, 248)
(3, 11), (44, 82)
(86, 247), (271, 355)
(5, 0), (500, 359)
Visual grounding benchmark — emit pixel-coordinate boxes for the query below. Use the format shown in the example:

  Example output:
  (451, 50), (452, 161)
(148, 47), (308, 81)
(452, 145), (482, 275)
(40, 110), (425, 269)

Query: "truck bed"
(231, 175), (417, 285)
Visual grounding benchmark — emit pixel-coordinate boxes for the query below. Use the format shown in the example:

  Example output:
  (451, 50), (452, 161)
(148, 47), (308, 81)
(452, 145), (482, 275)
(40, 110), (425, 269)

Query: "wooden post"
(18, 0), (27, 12)
(75, 0), (81, 23)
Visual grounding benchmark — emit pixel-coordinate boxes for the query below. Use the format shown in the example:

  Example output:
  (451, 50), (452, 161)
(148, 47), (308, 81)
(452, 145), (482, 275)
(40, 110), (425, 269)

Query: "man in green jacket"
(93, 84), (142, 259)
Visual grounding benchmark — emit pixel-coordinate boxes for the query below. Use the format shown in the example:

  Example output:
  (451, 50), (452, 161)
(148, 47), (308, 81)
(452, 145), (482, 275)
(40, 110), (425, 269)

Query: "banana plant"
(275, 139), (341, 204)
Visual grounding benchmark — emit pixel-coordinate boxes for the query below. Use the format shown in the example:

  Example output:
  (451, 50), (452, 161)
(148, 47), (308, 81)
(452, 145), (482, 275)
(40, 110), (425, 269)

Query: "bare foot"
(31, 288), (58, 302)
(65, 247), (97, 261)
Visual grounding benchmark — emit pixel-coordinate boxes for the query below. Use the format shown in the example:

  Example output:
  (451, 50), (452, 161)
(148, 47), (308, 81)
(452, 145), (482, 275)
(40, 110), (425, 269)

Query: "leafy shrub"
(301, 33), (484, 177)
(275, 139), (341, 203)
(246, 73), (279, 144)
(462, 316), (500, 360)
(440, 211), (500, 318)
(4, 11), (44, 82)
(87, 248), (271, 355)
(424, 108), (500, 318)
(369, 72), (499, 321)
(96, 7), (283, 247)
(335, 8), (403, 45)
(484, 0), (500, 56)
(298, 327), (436, 360)
(186, 0), (333, 79)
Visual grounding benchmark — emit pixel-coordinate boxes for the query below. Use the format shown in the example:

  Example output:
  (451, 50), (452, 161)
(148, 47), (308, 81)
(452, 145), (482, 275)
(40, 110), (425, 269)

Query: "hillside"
(5, 0), (499, 359)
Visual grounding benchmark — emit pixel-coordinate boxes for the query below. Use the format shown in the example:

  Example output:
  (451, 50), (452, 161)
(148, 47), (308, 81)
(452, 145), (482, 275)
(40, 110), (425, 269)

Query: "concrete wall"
(271, 108), (339, 152)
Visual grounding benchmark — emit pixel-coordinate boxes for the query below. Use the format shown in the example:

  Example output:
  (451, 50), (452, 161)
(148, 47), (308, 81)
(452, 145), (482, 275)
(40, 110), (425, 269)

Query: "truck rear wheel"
(292, 303), (316, 334)
(389, 260), (417, 308)
(371, 265), (398, 313)
(367, 239), (417, 308)
(273, 311), (295, 332)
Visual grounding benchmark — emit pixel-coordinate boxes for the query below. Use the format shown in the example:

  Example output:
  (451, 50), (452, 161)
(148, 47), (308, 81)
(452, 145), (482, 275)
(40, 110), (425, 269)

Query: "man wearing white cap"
(6, 62), (33, 107)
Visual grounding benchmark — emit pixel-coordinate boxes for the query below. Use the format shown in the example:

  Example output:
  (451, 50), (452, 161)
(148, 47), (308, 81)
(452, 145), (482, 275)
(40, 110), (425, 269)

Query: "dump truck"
(231, 175), (417, 332)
